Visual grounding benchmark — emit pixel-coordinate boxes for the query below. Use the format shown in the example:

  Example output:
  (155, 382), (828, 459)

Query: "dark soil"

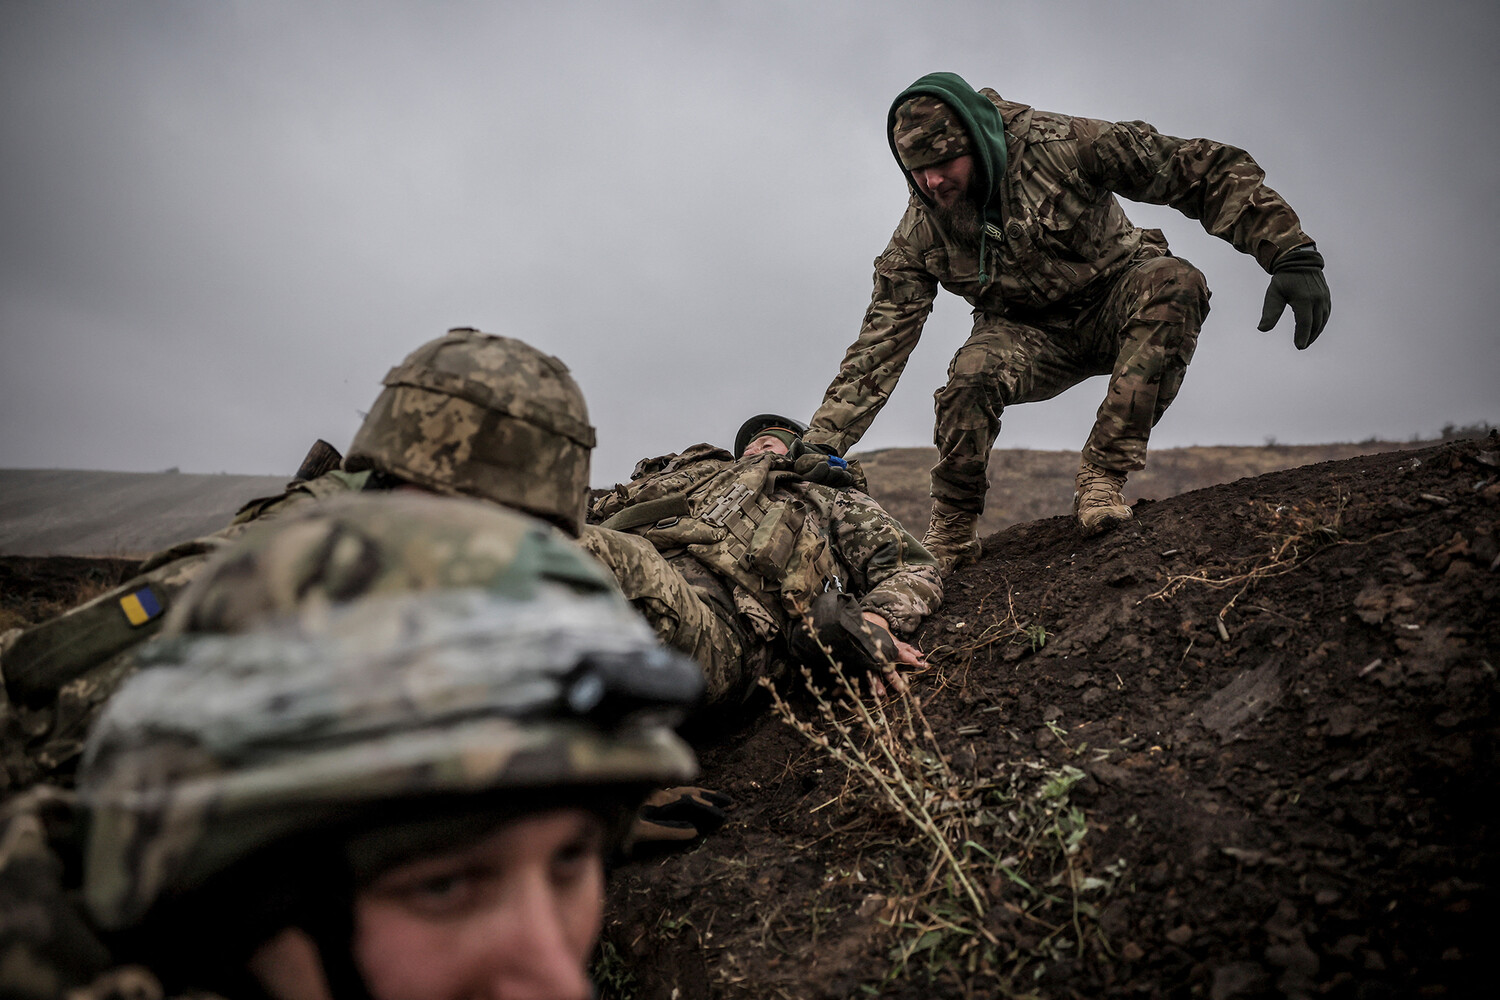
(3, 441), (1494, 999)
(602, 436), (1499, 999)
(855, 441), (1435, 544)
(0, 556), (138, 632)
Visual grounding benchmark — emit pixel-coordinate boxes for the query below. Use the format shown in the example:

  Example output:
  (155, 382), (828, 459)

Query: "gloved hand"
(626, 786), (733, 853)
(788, 439), (856, 489)
(1258, 245), (1330, 350)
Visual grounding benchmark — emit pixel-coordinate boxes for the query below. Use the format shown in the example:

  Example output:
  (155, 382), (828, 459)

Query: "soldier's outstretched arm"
(805, 238), (937, 456)
(1076, 115), (1331, 348)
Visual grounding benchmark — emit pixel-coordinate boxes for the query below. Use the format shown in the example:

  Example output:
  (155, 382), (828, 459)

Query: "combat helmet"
(345, 327), (597, 535)
(734, 412), (809, 458)
(76, 492), (700, 952)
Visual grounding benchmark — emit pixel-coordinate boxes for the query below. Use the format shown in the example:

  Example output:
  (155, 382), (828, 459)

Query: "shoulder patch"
(119, 586), (165, 627)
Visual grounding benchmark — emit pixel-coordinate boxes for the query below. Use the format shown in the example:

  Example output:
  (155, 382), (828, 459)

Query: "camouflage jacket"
(590, 445), (942, 638)
(0, 786), (223, 1000)
(0, 470), (371, 790)
(806, 90), (1315, 453)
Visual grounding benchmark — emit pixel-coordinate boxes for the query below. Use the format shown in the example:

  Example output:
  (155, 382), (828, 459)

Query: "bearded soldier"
(583, 413), (943, 708)
(800, 72), (1331, 572)
(0, 492), (703, 1000)
(0, 328), (597, 787)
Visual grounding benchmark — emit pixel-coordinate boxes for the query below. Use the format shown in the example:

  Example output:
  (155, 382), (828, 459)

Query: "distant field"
(0, 469), (288, 558)
(853, 440), (1433, 538)
(0, 440), (1449, 560)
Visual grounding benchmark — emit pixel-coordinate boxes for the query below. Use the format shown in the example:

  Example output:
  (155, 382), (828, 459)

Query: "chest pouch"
(745, 500), (806, 579)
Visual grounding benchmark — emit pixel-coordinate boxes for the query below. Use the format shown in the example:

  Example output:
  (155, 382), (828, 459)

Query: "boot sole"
(1077, 508), (1133, 537)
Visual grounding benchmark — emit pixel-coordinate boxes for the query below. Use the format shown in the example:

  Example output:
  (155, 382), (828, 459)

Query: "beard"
(931, 194), (984, 246)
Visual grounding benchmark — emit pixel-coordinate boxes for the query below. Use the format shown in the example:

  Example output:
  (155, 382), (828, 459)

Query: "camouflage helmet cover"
(891, 95), (972, 170)
(345, 328), (597, 535)
(160, 490), (619, 636)
(77, 494), (701, 930)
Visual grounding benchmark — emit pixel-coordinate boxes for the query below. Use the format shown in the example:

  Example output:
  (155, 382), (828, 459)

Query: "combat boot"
(922, 500), (982, 575)
(1074, 460), (1133, 536)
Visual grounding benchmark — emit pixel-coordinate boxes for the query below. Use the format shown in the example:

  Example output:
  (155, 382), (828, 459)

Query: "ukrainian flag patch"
(119, 587), (164, 627)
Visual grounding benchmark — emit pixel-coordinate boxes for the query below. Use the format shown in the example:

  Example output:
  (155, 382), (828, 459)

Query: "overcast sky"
(2, 0), (1496, 488)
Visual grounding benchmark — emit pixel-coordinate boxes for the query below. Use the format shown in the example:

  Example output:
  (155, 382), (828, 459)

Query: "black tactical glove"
(788, 438), (857, 489)
(1258, 245), (1330, 350)
(626, 786), (734, 854)
(787, 590), (899, 676)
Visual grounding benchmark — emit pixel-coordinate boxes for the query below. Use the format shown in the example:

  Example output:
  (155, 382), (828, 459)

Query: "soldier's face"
(250, 809), (605, 1000)
(913, 154), (975, 209)
(355, 809), (605, 1000)
(742, 434), (791, 458)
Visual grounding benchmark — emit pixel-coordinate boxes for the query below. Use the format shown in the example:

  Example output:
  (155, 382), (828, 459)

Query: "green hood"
(887, 71), (1009, 231)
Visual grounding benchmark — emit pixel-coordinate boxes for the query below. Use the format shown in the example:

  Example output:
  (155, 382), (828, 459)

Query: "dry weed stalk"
(761, 657), (987, 917)
(1149, 493), (1350, 617)
(927, 586), (1050, 673)
(766, 614), (1116, 992)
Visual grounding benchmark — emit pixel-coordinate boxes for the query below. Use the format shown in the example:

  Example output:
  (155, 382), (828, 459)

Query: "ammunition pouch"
(596, 454), (847, 628)
(293, 438), (344, 483)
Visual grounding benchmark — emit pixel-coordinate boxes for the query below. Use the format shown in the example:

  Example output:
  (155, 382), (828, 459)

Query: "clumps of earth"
(600, 435), (1498, 999)
(3, 438), (1493, 998)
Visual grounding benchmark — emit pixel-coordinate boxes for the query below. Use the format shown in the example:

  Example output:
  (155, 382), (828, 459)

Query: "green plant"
(591, 940), (637, 1000)
(765, 621), (1122, 995)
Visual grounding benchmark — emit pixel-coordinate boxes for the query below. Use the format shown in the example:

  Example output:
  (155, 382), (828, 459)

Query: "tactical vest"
(595, 450), (840, 624)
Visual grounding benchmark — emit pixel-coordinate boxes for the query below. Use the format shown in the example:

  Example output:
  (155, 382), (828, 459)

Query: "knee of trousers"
(1129, 259), (1210, 363)
(1137, 257), (1211, 320)
(933, 371), (1009, 421)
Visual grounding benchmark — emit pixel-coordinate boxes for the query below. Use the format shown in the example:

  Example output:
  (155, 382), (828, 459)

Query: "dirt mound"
(854, 441), (1432, 543)
(601, 436), (1498, 998)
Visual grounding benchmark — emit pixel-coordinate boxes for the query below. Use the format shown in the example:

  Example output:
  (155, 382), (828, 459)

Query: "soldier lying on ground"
(582, 412), (944, 713)
(800, 71), (1332, 572)
(0, 492), (703, 1000)
(0, 327), (596, 787)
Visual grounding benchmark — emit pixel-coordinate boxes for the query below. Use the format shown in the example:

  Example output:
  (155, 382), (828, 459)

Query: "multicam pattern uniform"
(584, 446), (942, 704)
(0, 470), (371, 789)
(806, 90), (1314, 512)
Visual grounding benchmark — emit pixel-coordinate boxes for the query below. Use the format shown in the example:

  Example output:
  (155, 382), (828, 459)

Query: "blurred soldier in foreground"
(801, 72), (1332, 571)
(583, 413), (943, 709)
(0, 327), (596, 786)
(0, 492), (702, 1000)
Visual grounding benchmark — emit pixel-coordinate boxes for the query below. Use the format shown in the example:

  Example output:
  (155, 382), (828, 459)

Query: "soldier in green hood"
(801, 72), (1331, 572)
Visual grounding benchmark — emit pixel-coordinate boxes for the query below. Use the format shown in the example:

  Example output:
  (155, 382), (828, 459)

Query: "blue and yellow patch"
(119, 587), (164, 627)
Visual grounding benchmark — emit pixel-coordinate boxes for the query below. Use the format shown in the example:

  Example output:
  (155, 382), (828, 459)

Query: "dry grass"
(926, 586), (1051, 674)
(763, 621), (1119, 994)
(1149, 493), (1351, 619)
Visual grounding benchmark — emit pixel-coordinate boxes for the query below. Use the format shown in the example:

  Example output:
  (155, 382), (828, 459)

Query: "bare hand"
(861, 611), (926, 696)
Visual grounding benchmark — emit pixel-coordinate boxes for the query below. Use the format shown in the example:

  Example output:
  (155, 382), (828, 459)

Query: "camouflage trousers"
(580, 527), (761, 707)
(932, 255), (1210, 512)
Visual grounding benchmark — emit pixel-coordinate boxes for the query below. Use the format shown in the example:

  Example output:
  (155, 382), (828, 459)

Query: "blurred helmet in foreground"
(345, 327), (596, 535)
(77, 493), (701, 932)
